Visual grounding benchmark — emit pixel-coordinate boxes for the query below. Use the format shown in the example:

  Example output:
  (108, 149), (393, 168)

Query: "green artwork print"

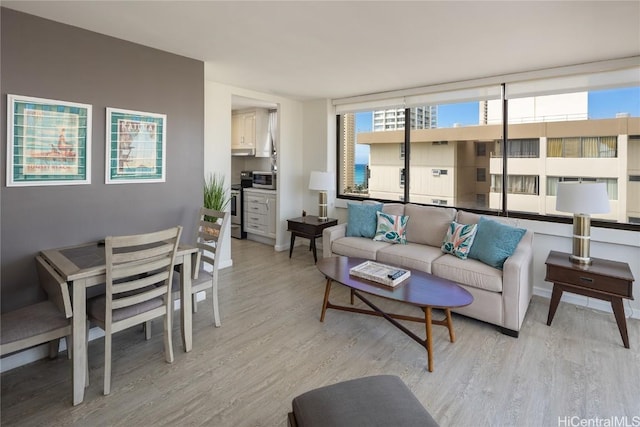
(7, 95), (91, 186)
(106, 108), (166, 184)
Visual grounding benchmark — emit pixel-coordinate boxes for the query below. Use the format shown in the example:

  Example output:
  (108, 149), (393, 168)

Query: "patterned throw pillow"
(441, 221), (478, 260)
(346, 203), (383, 238)
(373, 211), (409, 244)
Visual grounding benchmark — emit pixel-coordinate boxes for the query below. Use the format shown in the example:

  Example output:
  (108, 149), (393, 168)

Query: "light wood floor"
(2, 239), (639, 426)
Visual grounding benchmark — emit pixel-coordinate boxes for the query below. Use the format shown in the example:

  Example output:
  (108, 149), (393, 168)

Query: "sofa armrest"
(501, 230), (534, 332)
(322, 223), (347, 258)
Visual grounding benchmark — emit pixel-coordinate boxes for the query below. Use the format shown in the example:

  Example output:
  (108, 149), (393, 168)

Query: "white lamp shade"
(556, 182), (610, 214)
(309, 171), (335, 191)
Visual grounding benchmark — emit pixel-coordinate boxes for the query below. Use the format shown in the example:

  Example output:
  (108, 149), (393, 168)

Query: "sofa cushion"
(346, 203), (382, 238)
(373, 211), (409, 244)
(468, 217), (526, 269)
(331, 236), (392, 260)
(382, 203), (405, 216)
(432, 254), (503, 293)
(441, 221), (477, 260)
(404, 204), (457, 247)
(377, 243), (444, 274)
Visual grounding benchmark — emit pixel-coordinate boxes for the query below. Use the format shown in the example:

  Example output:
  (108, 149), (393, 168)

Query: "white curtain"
(268, 110), (278, 171)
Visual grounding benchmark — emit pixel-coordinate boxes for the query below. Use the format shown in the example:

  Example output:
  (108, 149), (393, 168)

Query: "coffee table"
(317, 256), (473, 372)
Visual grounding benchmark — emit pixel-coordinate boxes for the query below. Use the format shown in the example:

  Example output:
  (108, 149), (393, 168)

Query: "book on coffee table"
(349, 261), (411, 287)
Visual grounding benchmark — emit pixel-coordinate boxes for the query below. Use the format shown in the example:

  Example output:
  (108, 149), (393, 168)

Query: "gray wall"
(1, 9), (204, 311)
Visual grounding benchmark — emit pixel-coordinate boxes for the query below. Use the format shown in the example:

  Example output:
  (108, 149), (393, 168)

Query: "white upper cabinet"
(232, 109), (270, 157)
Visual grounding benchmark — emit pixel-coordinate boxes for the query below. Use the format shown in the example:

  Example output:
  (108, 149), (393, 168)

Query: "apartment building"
(373, 106), (437, 131)
(358, 115), (640, 223)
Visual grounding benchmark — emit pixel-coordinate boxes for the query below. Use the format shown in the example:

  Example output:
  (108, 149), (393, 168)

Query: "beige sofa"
(322, 203), (534, 337)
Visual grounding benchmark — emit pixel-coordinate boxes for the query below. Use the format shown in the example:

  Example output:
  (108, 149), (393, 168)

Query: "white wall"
(523, 219), (640, 318)
(302, 99), (337, 219)
(204, 72), (304, 254)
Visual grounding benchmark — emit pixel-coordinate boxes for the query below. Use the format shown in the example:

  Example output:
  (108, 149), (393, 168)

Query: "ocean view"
(355, 163), (367, 186)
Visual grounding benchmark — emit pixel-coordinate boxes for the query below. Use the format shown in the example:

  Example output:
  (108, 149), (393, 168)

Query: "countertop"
(243, 187), (277, 195)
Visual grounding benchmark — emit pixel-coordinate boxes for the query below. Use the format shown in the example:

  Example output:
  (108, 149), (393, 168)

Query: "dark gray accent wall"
(1, 9), (204, 311)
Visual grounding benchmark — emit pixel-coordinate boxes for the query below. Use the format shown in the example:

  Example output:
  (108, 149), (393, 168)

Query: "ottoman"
(288, 375), (439, 427)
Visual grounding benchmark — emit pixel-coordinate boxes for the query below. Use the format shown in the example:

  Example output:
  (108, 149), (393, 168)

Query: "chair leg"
(48, 339), (60, 359)
(145, 320), (152, 340)
(66, 334), (73, 360)
(192, 293), (198, 313)
(104, 329), (112, 395)
(212, 282), (221, 328)
(164, 308), (174, 364)
(85, 321), (90, 387)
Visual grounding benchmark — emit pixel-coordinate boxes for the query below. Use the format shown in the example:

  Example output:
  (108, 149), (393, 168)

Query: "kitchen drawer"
(246, 212), (267, 227)
(546, 266), (633, 298)
(245, 222), (267, 234)
(246, 202), (268, 215)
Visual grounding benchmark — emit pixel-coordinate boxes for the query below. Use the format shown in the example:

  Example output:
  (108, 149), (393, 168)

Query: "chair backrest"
(35, 255), (72, 319)
(105, 226), (182, 322)
(195, 208), (229, 277)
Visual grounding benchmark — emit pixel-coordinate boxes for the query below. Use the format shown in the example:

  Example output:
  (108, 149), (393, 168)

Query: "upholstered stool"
(288, 375), (439, 427)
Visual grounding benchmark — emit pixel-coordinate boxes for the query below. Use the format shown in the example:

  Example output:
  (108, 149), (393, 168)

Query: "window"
(494, 139), (539, 158)
(492, 175), (539, 195)
(336, 62), (639, 227)
(547, 136), (617, 158)
(476, 142), (487, 157)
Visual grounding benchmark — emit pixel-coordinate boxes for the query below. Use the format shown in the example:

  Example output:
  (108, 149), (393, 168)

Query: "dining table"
(40, 240), (199, 406)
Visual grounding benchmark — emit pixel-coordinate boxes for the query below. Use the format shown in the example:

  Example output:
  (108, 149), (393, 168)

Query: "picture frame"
(6, 94), (92, 186)
(105, 107), (166, 184)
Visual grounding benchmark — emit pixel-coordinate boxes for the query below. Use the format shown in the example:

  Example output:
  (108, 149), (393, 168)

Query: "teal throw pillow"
(373, 211), (409, 244)
(346, 203), (383, 238)
(441, 221), (478, 259)
(468, 217), (526, 269)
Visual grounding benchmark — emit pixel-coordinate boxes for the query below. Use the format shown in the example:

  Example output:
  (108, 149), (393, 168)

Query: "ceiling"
(3, 1), (640, 102)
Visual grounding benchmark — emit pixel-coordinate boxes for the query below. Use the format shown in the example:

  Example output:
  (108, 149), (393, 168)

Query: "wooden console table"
(287, 215), (337, 263)
(545, 250), (635, 348)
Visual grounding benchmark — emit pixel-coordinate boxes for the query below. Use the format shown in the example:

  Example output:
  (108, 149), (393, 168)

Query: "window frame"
(334, 62), (640, 232)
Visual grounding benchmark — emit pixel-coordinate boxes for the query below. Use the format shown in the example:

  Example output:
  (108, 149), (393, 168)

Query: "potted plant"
(203, 173), (230, 235)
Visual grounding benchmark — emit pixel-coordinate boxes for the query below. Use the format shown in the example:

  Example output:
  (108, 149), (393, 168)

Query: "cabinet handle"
(579, 277), (594, 283)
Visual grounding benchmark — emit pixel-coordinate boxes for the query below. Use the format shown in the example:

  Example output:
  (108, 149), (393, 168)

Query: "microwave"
(252, 171), (276, 189)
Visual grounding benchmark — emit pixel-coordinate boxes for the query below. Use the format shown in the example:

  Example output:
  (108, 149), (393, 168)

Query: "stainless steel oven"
(230, 186), (243, 239)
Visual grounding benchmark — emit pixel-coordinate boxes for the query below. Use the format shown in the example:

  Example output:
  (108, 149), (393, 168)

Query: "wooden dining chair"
(86, 226), (182, 396)
(1, 256), (73, 359)
(171, 207), (229, 327)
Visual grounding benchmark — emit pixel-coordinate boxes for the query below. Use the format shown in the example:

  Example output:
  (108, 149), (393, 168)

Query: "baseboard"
(533, 286), (639, 319)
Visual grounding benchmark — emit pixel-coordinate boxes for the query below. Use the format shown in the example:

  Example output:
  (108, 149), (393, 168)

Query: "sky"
(353, 87), (640, 164)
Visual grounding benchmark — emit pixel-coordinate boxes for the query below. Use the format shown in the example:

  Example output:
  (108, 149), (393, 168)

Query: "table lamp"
(556, 182), (610, 265)
(309, 171), (335, 221)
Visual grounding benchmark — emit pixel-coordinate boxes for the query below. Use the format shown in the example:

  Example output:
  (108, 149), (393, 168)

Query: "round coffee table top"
(317, 256), (473, 309)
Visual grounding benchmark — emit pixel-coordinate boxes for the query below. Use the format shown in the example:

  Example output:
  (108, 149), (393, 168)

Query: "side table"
(287, 215), (338, 263)
(545, 250), (635, 348)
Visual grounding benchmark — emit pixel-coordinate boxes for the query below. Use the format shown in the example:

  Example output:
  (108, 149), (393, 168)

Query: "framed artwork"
(6, 94), (92, 186)
(105, 107), (166, 184)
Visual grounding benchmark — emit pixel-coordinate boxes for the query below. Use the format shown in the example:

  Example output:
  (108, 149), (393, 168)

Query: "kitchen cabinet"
(231, 109), (270, 157)
(243, 189), (276, 238)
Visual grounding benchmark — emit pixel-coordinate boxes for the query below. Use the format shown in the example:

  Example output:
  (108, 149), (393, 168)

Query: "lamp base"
(570, 213), (591, 266)
(318, 191), (328, 221)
